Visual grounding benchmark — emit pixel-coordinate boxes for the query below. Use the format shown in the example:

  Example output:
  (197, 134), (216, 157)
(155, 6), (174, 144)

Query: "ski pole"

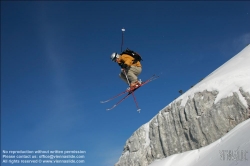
(123, 69), (130, 86)
(121, 28), (125, 52)
(123, 69), (141, 112)
(131, 92), (141, 113)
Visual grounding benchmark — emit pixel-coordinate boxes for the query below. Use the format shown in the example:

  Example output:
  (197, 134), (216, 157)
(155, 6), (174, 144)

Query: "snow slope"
(176, 44), (250, 107)
(149, 119), (250, 166)
(148, 45), (250, 166)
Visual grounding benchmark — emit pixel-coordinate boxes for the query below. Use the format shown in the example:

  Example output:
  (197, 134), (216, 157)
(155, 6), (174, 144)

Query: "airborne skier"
(101, 28), (159, 112)
(110, 51), (142, 91)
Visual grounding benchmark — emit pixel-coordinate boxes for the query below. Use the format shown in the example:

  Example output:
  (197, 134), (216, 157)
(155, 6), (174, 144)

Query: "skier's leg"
(127, 66), (142, 84)
(119, 71), (130, 85)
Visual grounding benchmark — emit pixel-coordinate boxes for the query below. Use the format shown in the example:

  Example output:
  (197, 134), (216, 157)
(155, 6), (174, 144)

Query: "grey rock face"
(115, 89), (250, 166)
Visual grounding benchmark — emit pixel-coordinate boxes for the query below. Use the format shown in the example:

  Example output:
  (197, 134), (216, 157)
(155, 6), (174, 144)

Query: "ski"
(140, 74), (159, 86)
(102, 74), (160, 111)
(106, 88), (141, 111)
(101, 74), (158, 104)
(106, 92), (132, 111)
(100, 89), (129, 103)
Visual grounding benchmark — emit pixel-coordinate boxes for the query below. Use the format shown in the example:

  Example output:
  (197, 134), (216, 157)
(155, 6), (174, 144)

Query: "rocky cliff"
(115, 45), (250, 166)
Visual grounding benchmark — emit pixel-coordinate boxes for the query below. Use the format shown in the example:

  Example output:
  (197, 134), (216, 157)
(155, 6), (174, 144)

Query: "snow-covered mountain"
(115, 45), (250, 166)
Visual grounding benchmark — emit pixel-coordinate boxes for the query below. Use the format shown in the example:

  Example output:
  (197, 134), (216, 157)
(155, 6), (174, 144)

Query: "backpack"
(120, 48), (143, 64)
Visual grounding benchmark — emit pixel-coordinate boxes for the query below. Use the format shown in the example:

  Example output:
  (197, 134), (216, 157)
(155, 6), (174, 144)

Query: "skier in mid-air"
(110, 51), (142, 91)
(102, 50), (158, 111)
(101, 28), (159, 111)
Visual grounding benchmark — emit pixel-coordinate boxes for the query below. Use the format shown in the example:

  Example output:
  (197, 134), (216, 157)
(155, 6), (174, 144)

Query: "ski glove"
(119, 63), (129, 69)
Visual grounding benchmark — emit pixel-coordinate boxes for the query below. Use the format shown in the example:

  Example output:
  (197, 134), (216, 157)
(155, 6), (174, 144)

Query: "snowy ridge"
(143, 44), (250, 149)
(146, 45), (250, 166)
(176, 44), (250, 107)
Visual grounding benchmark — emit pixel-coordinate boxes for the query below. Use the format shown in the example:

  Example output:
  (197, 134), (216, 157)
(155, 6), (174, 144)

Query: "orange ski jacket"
(117, 54), (142, 67)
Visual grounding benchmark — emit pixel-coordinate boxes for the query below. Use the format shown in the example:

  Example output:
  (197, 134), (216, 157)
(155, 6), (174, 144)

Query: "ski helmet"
(110, 52), (120, 62)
